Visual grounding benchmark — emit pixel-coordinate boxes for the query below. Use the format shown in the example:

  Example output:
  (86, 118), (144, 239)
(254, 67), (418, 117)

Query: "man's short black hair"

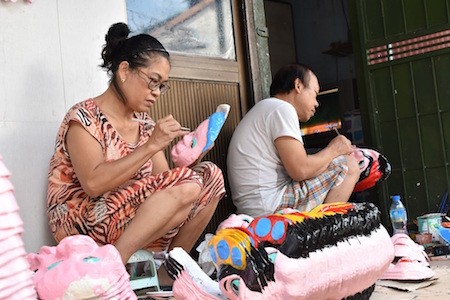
(269, 63), (315, 96)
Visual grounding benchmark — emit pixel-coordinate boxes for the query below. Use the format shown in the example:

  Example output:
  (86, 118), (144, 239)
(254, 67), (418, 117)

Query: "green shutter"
(350, 0), (450, 228)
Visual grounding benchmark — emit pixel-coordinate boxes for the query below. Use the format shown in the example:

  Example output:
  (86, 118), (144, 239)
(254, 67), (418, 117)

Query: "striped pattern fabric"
(47, 99), (225, 252)
(277, 155), (348, 213)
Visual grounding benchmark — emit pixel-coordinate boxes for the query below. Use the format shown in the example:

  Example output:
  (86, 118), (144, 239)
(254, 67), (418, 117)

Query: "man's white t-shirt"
(227, 97), (303, 217)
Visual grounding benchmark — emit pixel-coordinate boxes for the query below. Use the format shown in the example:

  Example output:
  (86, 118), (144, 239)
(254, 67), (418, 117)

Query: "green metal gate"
(350, 0), (450, 227)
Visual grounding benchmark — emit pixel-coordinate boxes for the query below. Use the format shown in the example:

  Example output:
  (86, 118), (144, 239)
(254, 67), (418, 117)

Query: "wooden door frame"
(167, 0), (272, 115)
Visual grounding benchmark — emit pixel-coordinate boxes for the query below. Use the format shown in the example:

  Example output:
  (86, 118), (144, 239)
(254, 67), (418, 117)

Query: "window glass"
(126, 0), (236, 60)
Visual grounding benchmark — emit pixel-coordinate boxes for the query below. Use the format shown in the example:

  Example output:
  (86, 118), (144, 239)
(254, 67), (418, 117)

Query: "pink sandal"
(379, 233), (434, 280)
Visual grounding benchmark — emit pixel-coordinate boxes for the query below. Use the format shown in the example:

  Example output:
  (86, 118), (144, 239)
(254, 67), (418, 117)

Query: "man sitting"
(227, 63), (361, 217)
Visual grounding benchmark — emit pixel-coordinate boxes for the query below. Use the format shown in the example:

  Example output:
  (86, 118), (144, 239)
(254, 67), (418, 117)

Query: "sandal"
(379, 233), (434, 280)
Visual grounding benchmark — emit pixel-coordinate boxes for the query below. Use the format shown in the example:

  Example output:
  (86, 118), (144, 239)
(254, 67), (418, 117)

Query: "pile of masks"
(166, 202), (395, 300)
(1, 154), (136, 299)
(0, 155), (37, 299)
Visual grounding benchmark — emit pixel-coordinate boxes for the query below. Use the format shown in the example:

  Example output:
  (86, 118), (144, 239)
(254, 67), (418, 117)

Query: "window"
(126, 0), (236, 60)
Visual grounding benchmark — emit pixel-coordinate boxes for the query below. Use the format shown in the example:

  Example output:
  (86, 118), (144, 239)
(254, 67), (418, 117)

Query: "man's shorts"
(277, 155), (348, 213)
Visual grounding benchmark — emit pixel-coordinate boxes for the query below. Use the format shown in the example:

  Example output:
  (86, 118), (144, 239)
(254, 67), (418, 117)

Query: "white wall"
(0, 0), (127, 253)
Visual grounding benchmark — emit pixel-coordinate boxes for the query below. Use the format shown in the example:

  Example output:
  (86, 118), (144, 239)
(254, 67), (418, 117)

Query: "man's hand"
(327, 135), (355, 157)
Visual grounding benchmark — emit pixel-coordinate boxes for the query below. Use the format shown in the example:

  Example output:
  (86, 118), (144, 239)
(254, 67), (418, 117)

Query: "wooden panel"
(425, 167), (449, 211)
(149, 79), (242, 232)
(392, 63), (416, 119)
(398, 117), (422, 170)
(435, 52), (450, 111)
(371, 68), (395, 122)
(404, 0), (426, 32)
(420, 114), (445, 168)
(412, 58), (438, 115)
(382, 0), (405, 38)
(364, 1), (385, 41)
(443, 111), (450, 161)
(404, 169), (427, 220)
(420, 167), (446, 210)
(426, 0), (449, 27)
(170, 54), (240, 83)
(379, 121), (401, 169)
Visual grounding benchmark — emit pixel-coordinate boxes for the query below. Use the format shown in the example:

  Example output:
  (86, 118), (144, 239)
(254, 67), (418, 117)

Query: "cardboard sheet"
(372, 263), (450, 299)
(376, 277), (438, 292)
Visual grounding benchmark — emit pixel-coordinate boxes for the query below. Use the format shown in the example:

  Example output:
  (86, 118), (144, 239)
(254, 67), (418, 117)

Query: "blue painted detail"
(271, 221), (285, 241)
(47, 260), (62, 270)
(231, 246), (243, 267)
(203, 112), (226, 151)
(83, 256), (101, 263)
(255, 218), (271, 237)
(268, 252), (277, 263)
(209, 245), (217, 263)
(217, 240), (230, 260)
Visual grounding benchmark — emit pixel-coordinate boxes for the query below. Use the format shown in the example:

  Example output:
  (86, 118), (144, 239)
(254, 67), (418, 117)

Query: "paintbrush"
(132, 118), (190, 131)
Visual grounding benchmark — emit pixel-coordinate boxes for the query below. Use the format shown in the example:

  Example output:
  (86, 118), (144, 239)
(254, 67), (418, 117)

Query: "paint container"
(415, 233), (432, 245)
(417, 213), (444, 242)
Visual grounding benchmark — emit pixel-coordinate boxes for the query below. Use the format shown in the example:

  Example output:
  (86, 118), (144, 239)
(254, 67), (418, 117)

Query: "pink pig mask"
(171, 119), (210, 167)
(27, 235), (136, 300)
(171, 104), (230, 167)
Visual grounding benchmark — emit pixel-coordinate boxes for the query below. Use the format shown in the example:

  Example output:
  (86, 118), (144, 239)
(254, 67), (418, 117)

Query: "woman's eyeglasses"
(138, 70), (170, 95)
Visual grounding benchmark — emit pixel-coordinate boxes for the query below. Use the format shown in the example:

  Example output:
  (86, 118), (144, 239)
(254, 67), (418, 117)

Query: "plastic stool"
(126, 249), (160, 292)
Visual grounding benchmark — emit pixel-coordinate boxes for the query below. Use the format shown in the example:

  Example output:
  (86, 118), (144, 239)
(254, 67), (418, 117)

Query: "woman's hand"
(147, 114), (189, 152)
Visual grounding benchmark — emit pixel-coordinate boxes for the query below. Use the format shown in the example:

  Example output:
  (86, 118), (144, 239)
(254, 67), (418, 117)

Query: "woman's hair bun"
(101, 23), (130, 72)
(105, 22), (130, 49)
(100, 22), (169, 76)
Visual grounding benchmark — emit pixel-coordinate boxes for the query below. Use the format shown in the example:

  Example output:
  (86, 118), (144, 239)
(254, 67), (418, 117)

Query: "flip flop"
(379, 233), (434, 280)
(391, 233), (429, 264)
(379, 257), (434, 280)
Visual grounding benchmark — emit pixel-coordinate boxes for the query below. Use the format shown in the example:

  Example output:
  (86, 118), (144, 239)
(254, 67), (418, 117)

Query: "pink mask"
(0, 155), (37, 299)
(172, 119), (210, 167)
(27, 235), (137, 300)
(171, 104), (230, 167)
